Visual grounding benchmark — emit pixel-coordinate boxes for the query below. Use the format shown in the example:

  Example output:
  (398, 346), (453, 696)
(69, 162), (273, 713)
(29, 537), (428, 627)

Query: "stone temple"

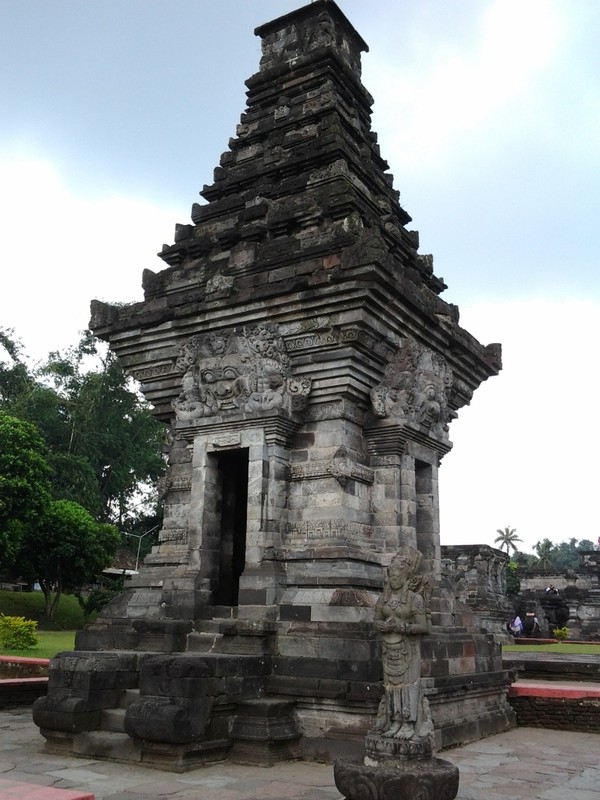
(34, 0), (515, 769)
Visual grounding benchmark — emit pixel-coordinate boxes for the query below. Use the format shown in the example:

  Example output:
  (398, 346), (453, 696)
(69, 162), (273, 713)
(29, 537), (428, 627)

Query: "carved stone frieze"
(370, 337), (456, 439)
(158, 528), (188, 544)
(211, 433), (242, 449)
(172, 324), (311, 423)
(205, 273), (234, 295)
(306, 399), (364, 424)
(285, 520), (373, 541)
(159, 476), (192, 495)
(289, 448), (374, 486)
(285, 326), (395, 363)
(131, 363), (177, 382)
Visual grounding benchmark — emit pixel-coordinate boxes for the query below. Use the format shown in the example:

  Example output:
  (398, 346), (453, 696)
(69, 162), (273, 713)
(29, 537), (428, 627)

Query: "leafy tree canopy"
(1, 329), (165, 529)
(16, 499), (120, 620)
(512, 537), (596, 572)
(0, 411), (51, 570)
(0, 328), (34, 407)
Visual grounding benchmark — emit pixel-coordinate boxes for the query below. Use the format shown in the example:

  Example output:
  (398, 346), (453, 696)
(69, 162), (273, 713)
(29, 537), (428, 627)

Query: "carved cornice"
(175, 413), (302, 448)
(364, 421), (452, 458)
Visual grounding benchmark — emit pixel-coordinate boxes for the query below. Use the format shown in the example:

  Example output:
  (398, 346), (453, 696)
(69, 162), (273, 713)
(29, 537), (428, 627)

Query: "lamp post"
(123, 525), (160, 572)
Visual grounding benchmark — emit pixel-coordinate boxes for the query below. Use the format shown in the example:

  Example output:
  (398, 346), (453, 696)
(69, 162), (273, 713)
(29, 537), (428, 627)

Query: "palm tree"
(494, 526), (522, 555)
(534, 539), (554, 571)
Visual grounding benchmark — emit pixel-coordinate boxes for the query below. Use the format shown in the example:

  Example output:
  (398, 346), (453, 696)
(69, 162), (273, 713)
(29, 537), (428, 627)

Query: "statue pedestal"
(334, 753), (459, 800)
(334, 732), (458, 800)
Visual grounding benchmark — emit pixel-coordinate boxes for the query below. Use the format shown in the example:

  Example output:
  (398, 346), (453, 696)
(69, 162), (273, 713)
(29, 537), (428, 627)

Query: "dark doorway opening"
(214, 449), (248, 606)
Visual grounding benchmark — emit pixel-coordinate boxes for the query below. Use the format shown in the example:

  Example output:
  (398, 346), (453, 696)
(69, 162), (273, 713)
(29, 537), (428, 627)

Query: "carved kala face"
(200, 355), (247, 402)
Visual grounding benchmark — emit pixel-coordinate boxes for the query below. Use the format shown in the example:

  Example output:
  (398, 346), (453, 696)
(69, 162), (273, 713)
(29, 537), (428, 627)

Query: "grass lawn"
(0, 630), (76, 659)
(0, 590), (81, 658)
(0, 589), (86, 630)
(503, 643), (600, 655)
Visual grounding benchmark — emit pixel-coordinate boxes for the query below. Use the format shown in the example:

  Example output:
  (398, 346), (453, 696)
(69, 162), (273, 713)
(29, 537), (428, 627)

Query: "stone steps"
(55, 688), (144, 763)
(97, 687), (140, 734)
(72, 730), (141, 763)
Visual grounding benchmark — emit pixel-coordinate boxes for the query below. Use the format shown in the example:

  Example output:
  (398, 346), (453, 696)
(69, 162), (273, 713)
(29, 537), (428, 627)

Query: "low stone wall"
(0, 656), (49, 679)
(0, 677), (47, 708)
(0, 656), (49, 708)
(504, 651), (600, 732)
(508, 684), (600, 732)
(503, 651), (600, 682)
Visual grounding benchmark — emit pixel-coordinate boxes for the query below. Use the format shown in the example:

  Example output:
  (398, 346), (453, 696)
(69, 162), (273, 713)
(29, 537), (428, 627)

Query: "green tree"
(7, 331), (165, 526)
(0, 412), (51, 570)
(494, 526), (522, 555)
(534, 538), (555, 571)
(513, 550), (537, 569)
(505, 561), (520, 595)
(550, 538), (595, 570)
(0, 328), (33, 407)
(17, 499), (120, 620)
(37, 334), (165, 525)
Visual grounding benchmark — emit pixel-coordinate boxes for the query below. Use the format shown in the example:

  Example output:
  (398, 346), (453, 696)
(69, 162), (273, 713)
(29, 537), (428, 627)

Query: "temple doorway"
(214, 448), (249, 606)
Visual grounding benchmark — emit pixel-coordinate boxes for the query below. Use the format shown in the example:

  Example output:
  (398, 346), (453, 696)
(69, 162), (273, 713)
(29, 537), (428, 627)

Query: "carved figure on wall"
(172, 324), (310, 421)
(370, 337), (455, 438)
(372, 547), (433, 745)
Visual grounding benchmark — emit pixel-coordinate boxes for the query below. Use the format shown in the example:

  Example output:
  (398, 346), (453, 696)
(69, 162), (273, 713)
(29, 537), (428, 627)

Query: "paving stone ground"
(1, 707), (599, 800)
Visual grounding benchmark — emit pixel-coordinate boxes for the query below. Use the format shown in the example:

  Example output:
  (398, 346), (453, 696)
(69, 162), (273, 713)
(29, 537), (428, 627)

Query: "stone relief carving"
(131, 363), (176, 382)
(370, 337), (455, 438)
(368, 547), (433, 759)
(286, 520), (373, 542)
(289, 448), (374, 486)
(172, 325), (311, 422)
(158, 528), (188, 545)
(205, 273), (234, 295)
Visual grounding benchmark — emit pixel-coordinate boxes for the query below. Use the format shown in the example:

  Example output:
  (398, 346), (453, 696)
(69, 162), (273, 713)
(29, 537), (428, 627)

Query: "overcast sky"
(1, 0), (599, 554)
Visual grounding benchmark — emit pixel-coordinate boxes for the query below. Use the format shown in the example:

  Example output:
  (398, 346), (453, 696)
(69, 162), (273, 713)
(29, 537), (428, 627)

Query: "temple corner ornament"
(369, 337), (457, 440)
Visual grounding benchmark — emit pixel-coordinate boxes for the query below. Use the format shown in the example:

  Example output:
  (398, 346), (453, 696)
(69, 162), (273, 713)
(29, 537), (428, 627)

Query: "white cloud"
(365, 0), (562, 170)
(0, 154), (181, 362)
(440, 296), (600, 553)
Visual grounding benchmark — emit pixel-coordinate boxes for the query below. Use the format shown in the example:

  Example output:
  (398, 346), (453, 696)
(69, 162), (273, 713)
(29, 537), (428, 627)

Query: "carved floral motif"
(172, 325), (311, 422)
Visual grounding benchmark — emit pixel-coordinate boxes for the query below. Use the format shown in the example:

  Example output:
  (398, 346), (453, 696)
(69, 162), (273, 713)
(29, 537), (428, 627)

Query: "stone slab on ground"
(0, 778), (93, 799)
(2, 708), (600, 799)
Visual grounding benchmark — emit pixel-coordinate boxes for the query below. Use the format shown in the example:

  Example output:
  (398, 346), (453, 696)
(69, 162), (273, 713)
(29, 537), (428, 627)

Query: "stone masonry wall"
(509, 695), (600, 732)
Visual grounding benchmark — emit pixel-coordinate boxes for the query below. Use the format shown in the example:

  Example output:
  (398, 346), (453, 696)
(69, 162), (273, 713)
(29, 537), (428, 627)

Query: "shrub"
(0, 613), (39, 649)
(76, 578), (123, 622)
(553, 626), (569, 641)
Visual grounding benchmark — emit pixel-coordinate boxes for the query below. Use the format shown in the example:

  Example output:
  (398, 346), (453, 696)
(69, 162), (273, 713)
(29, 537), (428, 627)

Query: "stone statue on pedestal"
(334, 546), (459, 799)
(369, 548), (433, 754)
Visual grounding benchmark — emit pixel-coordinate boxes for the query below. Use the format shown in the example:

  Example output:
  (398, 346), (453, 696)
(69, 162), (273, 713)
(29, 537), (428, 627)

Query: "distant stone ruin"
(33, 0), (514, 769)
(517, 551), (600, 640)
(442, 545), (514, 642)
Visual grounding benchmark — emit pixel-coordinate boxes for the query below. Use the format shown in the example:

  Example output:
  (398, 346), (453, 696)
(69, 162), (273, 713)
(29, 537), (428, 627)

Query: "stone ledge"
(509, 680), (600, 699)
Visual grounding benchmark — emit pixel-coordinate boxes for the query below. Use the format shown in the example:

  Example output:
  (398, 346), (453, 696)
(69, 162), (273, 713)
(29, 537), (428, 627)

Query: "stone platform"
(3, 707), (600, 800)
